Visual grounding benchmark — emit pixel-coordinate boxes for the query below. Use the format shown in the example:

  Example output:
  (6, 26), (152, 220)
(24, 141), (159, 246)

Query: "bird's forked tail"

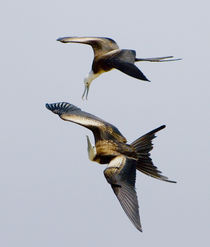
(131, 125), (176, 183)
(135, 56), (182, 62)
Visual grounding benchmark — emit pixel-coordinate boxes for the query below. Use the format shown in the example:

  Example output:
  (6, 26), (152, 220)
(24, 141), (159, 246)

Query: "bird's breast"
(94, 140), (137, 164)
(94, 155), (115, 164)
(94, 140), (120, 164)
(92, 57), (113, 73)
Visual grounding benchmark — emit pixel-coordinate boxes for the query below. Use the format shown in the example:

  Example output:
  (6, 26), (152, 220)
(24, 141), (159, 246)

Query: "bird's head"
(82, 71), (101, 100)
(82, 75), (93, 100)
(86, 135), (96, 161)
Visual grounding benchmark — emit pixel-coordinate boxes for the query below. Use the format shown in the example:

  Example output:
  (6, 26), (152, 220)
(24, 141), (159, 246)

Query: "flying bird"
(57, 36), (181, 99)
(46, 102), (176, 232)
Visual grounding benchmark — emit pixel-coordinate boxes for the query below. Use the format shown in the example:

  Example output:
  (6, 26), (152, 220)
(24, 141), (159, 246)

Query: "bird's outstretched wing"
(57, 36), (119, 57)
(105, 49), (150, 81)
(104, 155), (142, 232)
(46, 102), (126, 143)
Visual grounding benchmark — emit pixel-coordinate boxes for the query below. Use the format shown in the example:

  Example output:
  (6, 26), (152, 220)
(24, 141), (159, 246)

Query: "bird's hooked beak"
(86, 135), (92, 150)
(86, 135), (96, 161)
(82, 71), (98, 100)
(82, 81), (90, 100)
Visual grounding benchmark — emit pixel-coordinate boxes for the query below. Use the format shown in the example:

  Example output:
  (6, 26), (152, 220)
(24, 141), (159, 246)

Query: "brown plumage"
(57, 36), (181, 99)
(46, 102), (176, 232)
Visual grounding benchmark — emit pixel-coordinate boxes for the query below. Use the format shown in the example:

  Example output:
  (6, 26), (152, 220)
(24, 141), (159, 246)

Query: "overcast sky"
(1, 0), (210, 246)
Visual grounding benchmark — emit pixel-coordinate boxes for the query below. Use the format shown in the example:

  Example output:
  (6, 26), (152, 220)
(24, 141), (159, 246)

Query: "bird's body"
(46, 102), (176, 232)
(57, 36), (181, 99)
(93, 139), (136, 164)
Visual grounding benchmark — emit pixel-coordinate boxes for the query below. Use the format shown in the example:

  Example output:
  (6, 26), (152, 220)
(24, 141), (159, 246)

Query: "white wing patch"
(61, 114), (104, 128)
(107, 155), (126, 168)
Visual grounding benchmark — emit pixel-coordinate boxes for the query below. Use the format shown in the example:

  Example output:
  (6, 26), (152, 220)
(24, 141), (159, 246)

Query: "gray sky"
(1, 0), (210, 246)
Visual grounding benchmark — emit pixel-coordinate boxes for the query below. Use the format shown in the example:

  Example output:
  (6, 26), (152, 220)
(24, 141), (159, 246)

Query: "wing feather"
(104, 156), (142, 232)
(112, 182), (142, 231)
(57, 36), (119, 57)
(106, 57), (149, 81)
(46, 102), (126, 143)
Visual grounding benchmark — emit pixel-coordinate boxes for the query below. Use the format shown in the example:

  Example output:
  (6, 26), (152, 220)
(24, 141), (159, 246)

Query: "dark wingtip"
(45, 102), (80, 115)
(56, 37), (67, 42)
(159, 125), (166, 130)
(142, 77), (150, 82)
(140, 74), (150, 82)
(151, 125), (166, 134)
(137, 226), (143, 232)
(45, 103), (52, 111)
(45, 102), (70, 115)
(45, 103), (57, 112)
(167, 180), (177, 184)
(56, 37), (76, 43)
(148, 124), (166, 137)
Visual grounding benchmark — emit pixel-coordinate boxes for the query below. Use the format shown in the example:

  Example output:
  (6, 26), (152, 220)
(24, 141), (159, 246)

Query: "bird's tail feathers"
(131, 125), (176, 183)
(135, 56), (182, 62)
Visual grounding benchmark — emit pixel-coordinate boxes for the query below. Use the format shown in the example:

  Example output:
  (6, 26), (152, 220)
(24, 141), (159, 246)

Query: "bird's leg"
(135, 56), (182, 62)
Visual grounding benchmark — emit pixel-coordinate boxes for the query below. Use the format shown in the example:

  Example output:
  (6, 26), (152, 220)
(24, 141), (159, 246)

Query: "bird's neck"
(84, 70), (101, 84)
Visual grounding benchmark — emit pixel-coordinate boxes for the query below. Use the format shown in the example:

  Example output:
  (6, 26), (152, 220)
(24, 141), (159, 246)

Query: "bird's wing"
(112, 49), (137, 63)
(104, 156), (142, 232)
(45, 102), (126, 143)
(57, 36), (119, 57)
(105, 50), (150, 81)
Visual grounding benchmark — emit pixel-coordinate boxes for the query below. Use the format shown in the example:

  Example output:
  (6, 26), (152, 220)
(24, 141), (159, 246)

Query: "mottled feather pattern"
(96, 140), (120, 156)
(106, 125), (127, 143)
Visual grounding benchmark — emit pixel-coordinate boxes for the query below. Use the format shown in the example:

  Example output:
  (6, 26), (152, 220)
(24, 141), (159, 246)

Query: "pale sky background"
(1, 0), (210, 246)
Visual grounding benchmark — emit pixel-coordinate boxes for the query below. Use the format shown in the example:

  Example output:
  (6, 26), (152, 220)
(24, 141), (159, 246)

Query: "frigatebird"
(57, 36), (181, 99)
(46, 102), (176, 232)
